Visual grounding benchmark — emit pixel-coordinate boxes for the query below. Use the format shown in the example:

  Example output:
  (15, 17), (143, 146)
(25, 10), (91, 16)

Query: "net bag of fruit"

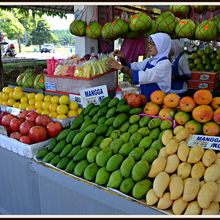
(69, 19), (87, 37)
(155, 11), (177, 35)
(86, 21), (102, 39)
(102, 22), (117, 40)
(175, 19), (196, 39)
(195, 20), (217, 41)
(129, 12), (152, 33)
(169, 5), (190, 19)
(110, 18), (129, 39)
(144, 20), (158, 37)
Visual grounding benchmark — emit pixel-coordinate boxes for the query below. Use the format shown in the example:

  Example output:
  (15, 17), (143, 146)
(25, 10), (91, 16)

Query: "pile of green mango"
(36, 96), (173, 200)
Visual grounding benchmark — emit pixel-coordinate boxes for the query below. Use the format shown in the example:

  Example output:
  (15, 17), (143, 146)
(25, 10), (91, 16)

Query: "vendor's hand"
(106, 57), (123, 71)
(113, 50), (125, 59)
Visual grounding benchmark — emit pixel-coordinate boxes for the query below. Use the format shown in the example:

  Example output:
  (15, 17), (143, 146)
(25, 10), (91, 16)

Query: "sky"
(42, 14), (75, 30)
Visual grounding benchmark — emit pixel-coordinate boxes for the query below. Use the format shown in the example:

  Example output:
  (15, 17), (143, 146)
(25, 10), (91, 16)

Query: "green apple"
(69, 19), (87, 36)
(86, 21), (102, 39)
(175, 19), (196, 38)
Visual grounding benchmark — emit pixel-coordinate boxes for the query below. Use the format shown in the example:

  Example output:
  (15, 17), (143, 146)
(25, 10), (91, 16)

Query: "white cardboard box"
(0, 134), (51, 158)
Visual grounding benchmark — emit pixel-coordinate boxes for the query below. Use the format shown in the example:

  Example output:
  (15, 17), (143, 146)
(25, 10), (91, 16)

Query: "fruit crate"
(0, 133), (51, 158)
(0, 104), (75, 128)
(44, 70), (118, 94)
(190, 71), (219, 82)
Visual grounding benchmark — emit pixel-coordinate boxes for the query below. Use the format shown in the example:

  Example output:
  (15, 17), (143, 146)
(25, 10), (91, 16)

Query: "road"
(15, 51), (74, 60)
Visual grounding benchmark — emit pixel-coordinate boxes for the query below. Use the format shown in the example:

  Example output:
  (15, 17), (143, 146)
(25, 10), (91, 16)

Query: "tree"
(52, 30), (75, 46)
(28, 18), (56, 51)
(0, 10), (25, 52)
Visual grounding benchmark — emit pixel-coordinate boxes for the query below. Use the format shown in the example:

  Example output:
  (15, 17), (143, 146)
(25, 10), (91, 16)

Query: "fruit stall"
(0, 4), (220, 216)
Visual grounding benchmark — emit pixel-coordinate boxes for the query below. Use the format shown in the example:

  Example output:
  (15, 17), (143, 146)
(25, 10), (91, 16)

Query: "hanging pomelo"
(86, 21), (102, 39)
(129, 12), (152, 32)
(155, 11), (177, 35)
(111, 18), (129, 38)
(69, 19), (87, 36)
(195, 20), (217, 41)
(144, 20), (157, 37)
(175, 19), (196, 38)
(169, 5), (190, 18)
(101, 22), (115, 40)
(192, 5), (207, 13)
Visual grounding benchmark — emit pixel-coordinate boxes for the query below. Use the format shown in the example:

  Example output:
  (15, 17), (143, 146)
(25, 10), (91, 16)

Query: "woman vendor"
(106, 32), (172, 100)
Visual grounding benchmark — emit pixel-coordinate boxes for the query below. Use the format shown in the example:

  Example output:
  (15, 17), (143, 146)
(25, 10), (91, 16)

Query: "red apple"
(17, 110), (29, 119)
(46, 121), (63, 137)
(19, 120), (35, 135)
(35, 114), (52, 127)
(10, 132), (22, 141)
(10, 117), (25, 132)
(1, 114), (16, 128)
(25, 111), (39, 123)
(29, 125), (48, 143)
(19, 135), (33, 145)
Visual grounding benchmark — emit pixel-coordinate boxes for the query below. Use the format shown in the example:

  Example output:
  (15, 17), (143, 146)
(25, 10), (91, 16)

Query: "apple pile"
(0, 110), (63, 145)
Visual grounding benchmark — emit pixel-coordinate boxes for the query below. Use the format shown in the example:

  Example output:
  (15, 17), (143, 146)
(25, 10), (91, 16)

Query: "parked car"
(41, 44), (55, 53)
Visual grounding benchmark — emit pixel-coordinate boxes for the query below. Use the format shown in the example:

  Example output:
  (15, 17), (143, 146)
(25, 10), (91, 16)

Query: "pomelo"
(86, 21), (102, 39)
(101, 22), (115, 39)
(111, 18), (129, 38)
(16, 73), (26, 87)
(195, 20), (217, 41)
(175, 19), (196, 38)
(129, 12), (152, 32)
(155, 11), (177, 35)
(69, 19), (87, 36)
(22, 72), (35, 88)
(169, 5), (190, 18)
(34, 74), (45, 90)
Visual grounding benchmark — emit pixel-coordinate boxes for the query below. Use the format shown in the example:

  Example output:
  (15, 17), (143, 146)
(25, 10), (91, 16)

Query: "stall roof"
(1, 5), (75, 14)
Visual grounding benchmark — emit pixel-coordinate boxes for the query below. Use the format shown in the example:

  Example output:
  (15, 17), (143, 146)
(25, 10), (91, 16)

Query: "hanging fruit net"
(175, 19), (196, 39)
(129, 12), (152, 33)
(155, 11), (177, 35)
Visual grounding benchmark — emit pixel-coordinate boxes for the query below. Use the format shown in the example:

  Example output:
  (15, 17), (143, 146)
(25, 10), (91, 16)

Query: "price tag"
(0, 125), (7, 136)
(45, 82), (56, 91)
(187, 135), (220, 151)
(80, 85), (108, 108)
(69, 94), (82, 107)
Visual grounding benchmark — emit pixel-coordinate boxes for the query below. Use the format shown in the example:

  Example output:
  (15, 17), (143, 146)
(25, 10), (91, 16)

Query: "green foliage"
(0, 6), (67, 19)
(28, 18), (56, 46)
(0, 10), (25, 39)
(52, 30), (75, 46)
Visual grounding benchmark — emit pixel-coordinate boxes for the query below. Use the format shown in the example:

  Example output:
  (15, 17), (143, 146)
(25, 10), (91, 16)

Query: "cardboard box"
(44, 70), (118, 94)
(188, 80), (218, 91)
(0, 134), (51, 158)
(191, 71), (219, 83)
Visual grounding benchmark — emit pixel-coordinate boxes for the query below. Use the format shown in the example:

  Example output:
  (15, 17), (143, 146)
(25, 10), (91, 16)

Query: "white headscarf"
(171, 39), (184, 62)
(148, 32), (172, 66)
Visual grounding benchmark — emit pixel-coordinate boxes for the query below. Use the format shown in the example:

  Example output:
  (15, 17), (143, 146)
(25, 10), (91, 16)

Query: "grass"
(17, 45), (75, 53)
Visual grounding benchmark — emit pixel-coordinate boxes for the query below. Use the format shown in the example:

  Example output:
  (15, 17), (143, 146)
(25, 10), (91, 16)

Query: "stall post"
(74, 5), (99, 57)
